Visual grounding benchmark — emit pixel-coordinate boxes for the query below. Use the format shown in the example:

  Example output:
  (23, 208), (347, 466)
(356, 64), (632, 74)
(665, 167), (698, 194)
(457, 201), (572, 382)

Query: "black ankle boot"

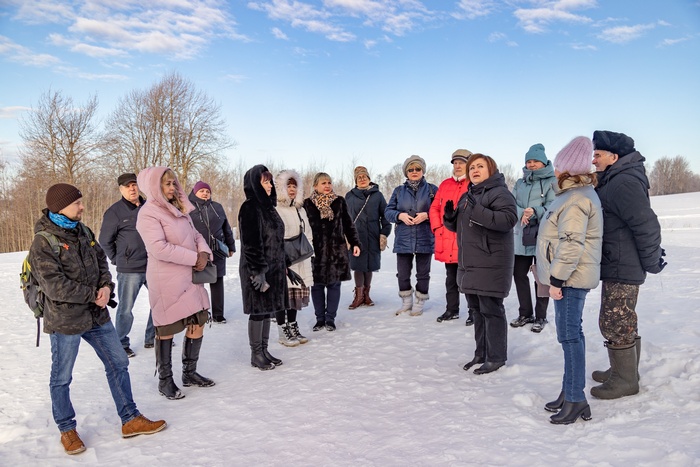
(473, 361), (505, 375)
(182, 336), (215, 387)
(549, 400), (592, 425)
(155, 338), (184, 400)
(261, 318), (282, 366)
(544, 391), (565, 412)
(249, 319), (274, 370)
(463, 356), (485, 371)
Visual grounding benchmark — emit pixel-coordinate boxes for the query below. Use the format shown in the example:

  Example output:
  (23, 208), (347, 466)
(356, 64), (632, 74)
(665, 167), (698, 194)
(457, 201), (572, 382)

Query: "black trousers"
(467, 294), (507, 363)
(444, 263), (472, 318)
(513, 255), (549, 320)
(210, 276), (225, 320)
(397, 253), (432, 294)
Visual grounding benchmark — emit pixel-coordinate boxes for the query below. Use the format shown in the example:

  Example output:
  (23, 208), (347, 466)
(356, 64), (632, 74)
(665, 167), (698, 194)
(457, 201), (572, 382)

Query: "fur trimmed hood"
(137, 166), (194, 217)
(244, 164), (276, 209)
(275, 169), (305, 208)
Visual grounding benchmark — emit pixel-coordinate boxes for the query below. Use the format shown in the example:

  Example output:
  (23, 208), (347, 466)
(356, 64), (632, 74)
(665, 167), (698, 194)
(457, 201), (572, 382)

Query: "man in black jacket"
(30, 183), (166, 455)
(590, 130), (666, 400)
(99, 173), (154, 356)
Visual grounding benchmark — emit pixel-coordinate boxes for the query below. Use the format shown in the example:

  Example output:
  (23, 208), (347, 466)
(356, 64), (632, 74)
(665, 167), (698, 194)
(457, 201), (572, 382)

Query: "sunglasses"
(407, 167), (422, 173)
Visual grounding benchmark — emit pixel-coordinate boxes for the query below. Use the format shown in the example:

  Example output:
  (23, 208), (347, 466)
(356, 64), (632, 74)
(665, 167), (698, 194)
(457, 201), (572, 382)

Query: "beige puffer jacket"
(536, 177), (603, 289)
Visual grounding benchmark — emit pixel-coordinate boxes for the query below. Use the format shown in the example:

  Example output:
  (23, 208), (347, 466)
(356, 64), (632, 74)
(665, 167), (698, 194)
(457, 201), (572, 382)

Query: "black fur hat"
(593, 130), (635, 157)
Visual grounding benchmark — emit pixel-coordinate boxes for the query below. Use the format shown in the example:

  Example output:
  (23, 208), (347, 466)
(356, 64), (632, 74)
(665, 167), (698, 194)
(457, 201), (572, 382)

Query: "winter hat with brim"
(451, 149), (473, 164)
(525, 143), (548, 165)
(46, 183), (82, 213)
(193, 181), (211, 193)
(354, 166), (370, 182)
(403, 155), (426, 176)
(554, 136), (594, 176)
(118, 173), (137, 186)
(593, 130), (635, 157)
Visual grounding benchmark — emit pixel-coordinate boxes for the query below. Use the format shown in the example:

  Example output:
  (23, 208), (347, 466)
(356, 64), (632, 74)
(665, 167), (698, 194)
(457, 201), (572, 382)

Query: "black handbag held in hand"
(192, 261), (217, 284)
(284, 209), (314, 265)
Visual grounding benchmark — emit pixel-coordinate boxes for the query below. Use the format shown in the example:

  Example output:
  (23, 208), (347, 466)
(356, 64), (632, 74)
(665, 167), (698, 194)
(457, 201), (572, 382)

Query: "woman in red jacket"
(428, 149), (475, 325)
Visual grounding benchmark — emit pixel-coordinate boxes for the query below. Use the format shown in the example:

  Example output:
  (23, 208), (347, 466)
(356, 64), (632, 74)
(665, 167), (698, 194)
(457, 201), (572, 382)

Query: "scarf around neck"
(49, 211), (79, 230)
(311, 190), (337, 220)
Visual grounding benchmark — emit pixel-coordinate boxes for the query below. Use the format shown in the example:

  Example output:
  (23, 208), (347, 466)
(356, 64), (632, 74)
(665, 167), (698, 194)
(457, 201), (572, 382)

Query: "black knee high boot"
(249, 319), (274, 370)
(182, 336), (215, 387)
(261, 318), (282, 366)
(155, 338), (184, 400)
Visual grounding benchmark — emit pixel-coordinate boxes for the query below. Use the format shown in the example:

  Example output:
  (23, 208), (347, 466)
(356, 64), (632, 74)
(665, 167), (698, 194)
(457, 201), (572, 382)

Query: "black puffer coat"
(444, 172), (517, 298)
(304, 195), (361, 285)
(99, 196), (148, 273)
(596, 151), (663, 284)
(345, 183), (391, 272)
(30, 210), (114, 335)
(188, 192), (236, 277)
(238, 165), (288, 315)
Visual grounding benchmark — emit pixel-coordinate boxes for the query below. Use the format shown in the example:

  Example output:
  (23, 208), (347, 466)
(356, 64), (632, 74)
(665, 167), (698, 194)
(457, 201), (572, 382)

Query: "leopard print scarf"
(310, 190), (337, 220)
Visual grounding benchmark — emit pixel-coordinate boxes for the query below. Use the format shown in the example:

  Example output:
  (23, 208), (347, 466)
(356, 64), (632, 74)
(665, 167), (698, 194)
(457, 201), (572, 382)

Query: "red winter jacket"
(429, 176), (470, 263)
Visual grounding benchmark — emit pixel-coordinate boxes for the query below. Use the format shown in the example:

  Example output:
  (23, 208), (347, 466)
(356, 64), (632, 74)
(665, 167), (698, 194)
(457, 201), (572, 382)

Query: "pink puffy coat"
(429, 175), (470, 263)
(136, 167), (212, 327)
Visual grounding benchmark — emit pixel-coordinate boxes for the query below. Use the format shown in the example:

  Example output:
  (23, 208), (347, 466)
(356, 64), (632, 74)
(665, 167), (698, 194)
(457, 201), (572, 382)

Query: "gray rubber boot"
(590, 342), (639, 399)
(592, 336), (641, 383)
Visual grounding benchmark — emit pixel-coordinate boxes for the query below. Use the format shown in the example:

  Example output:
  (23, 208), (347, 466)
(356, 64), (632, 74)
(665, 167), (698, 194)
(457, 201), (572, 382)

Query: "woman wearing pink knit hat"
(536, 136), (603, 424)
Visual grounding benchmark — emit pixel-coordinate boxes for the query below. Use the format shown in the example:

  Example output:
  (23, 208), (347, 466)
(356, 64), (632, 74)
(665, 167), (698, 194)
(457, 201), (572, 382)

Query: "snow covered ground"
(1, 192), (699, 466)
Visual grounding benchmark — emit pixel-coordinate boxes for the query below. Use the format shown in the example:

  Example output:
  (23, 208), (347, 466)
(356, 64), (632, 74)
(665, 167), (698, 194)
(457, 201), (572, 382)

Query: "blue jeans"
(554, 287), (589, 402)
(50, 321), (140, 432)
(311, 282), (341, 323)
(115, 272), (155, 348)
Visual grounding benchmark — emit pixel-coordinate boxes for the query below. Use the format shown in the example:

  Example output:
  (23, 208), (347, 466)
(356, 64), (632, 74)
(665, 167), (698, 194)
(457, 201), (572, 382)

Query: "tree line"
(0, 72), (696, 253)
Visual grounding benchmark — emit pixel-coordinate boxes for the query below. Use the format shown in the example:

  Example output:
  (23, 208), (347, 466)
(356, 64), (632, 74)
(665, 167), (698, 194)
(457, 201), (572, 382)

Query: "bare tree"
(104, 71), (232, 185)
(499, 163), (519, 191)
(649, 156), (698, 195)
(18, 90), (102, 184)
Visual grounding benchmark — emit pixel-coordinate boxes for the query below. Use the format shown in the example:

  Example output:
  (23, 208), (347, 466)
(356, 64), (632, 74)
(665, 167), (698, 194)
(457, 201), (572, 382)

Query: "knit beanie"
(525, 143), (548, 165)
(354, 166), (370, 182)
(402, 155), (427, 176)
(451, 149), (473, 164)
(46, 183), (82, 213)
(192, 181), (211, 193)
(592, 130), (635, 157)
(554, 136), (594, 175)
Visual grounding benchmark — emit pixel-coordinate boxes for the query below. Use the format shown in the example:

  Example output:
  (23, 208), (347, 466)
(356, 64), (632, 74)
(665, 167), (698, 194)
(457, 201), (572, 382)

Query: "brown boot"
(363, 285), (375, 306)
(348, 286), (365, 309)
(121, 415), (168, 438)
(60, 429), (86, 455)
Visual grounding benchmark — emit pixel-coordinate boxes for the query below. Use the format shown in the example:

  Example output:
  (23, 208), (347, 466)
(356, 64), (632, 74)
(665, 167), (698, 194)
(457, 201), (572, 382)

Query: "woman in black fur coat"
(303, 172), (361, 332)
(238, 165), (302, 370)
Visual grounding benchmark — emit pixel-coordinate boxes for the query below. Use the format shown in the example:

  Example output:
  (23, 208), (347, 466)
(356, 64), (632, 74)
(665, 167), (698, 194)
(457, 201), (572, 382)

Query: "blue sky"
(1, 0), (699, 179)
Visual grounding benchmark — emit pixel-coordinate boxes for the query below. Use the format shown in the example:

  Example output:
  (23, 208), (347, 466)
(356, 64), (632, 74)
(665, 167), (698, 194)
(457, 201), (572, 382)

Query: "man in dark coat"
(99, 173), (155, 355)
(31, 183), (166, 455)
(189, 181), (236, 323)
(590, 130), (666, 400)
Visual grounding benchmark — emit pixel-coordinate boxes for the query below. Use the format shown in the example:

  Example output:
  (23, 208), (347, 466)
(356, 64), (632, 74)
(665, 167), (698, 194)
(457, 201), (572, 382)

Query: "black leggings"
(275, 309), (298, 324)
(249, 313), (272, 322)
(354, 271), (373, 287)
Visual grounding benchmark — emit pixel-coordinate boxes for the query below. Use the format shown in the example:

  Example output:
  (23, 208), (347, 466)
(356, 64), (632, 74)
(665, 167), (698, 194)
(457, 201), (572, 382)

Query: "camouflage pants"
(599, 281), (640, 346)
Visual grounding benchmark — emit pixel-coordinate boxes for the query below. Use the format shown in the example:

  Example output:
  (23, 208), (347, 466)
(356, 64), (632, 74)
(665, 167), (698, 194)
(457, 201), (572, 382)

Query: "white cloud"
(0, 106), (31, 119)
(514, 0), (595, 33)
(48, 33), (127, 58)
(271, 27), (289, 40)
(488, 31), (518, 47)
(453, 0), (497, 20)
(224, 74), (248, 83)
(597, 23), (655, 43)
(658, 37), (690, 47)
(571, 43), (597, 50)
(0, 35), (61, 67)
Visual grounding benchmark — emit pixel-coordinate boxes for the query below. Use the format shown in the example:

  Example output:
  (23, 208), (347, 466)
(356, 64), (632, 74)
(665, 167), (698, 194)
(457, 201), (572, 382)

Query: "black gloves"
(250, 273), (270, 292)
(287, 268), (305, 287)
(466, 191), (477, 207)
(108, 292), (118, 309)
(657, 248), (667, 272)
(443, 200), (457, 222)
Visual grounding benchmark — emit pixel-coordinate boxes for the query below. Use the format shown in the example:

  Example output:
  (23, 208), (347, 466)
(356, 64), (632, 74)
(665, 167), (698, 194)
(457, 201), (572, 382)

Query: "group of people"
(29, 129), (666, 454)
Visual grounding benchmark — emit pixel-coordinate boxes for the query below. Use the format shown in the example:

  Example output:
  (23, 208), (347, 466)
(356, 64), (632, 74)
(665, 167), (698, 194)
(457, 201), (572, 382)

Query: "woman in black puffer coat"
(189, 181), (236, 323)
(444, 153), (517, 375)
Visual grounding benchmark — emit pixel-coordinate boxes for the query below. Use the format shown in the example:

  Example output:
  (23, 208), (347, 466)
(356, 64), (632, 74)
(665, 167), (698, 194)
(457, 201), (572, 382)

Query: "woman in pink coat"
(136, 167), (215, 400)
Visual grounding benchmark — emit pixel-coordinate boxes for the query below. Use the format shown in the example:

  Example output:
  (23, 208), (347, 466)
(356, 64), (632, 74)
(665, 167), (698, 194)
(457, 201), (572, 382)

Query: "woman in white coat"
(274, 170), (314, 346)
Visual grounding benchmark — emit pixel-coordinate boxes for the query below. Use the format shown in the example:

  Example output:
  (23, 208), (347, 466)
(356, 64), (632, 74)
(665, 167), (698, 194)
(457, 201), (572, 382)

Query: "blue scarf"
(48, 211), (79, 230)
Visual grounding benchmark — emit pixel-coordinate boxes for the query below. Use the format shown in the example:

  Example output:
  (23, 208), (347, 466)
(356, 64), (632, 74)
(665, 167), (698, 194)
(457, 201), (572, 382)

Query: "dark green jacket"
(29, 210), (114, 335)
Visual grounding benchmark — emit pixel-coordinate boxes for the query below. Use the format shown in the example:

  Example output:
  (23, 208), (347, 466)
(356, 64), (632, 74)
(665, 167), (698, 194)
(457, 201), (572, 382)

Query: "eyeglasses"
(407, 167), (422, 173)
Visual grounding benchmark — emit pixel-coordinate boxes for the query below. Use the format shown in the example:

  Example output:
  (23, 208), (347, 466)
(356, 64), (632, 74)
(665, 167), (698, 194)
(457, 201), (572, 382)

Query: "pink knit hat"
(554, 136), (593, 175)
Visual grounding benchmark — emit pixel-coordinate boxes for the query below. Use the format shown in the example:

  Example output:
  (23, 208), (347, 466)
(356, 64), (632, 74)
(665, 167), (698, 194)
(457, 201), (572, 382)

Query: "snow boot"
(182, 336), (215, 387)
(348, 286), (365, 309)
(592, 336), (641, 383)
(395, 288), (413, 316)
(262, 318), (283, 366)
(278, 323), (300, 347)
(410, 291), (429, 316)
(249, 320), (274, 370)
(590, 342), (639, 399)
(289, 321), (308, 344)
(155, 338), (184, 399)
(363, 285), (375, 306)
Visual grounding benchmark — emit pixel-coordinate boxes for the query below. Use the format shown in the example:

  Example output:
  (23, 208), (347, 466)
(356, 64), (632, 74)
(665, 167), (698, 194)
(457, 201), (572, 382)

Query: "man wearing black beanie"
(590, 131), (666, 400)
(30, 183), (166, 454)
